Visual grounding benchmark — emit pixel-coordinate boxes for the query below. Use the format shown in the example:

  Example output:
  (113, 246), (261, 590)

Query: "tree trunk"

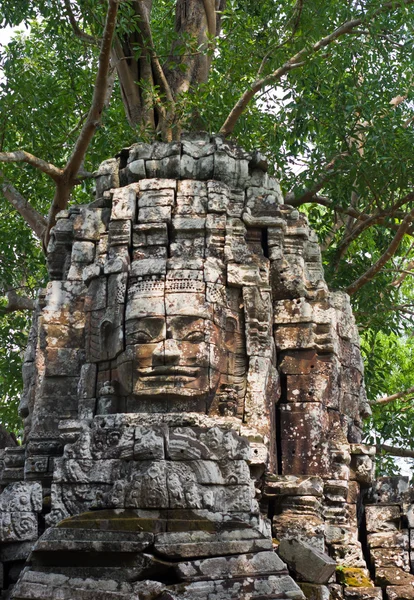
(113, 0), (226, 137)
(166, 0), (225, 97)
(112, 0), (156, 131)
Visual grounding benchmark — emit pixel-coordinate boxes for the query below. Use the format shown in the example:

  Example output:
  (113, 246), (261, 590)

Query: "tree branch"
(64, 0), (119, 181)
(347, 205), (414, 295)
(63, 0), (101, 46)
(42, 0), (119, 249)
(336, 192), (414, 260)
(286, 152), (350, 206)
(135, 0), (175, 119)
(2, 290), (35, 313)
(0, 151), (62, 181)
(335, 212), (387, 259)
(220, 0), (414, 136)
(289, 193), (367, 220)
(0, 171), (47, 239)
(392, 259), (414, 286)
(257, 0), (304, 77)
(376, 444), (414, 459)
(202, 0), (217, 38)
(372, 386), (414, 406)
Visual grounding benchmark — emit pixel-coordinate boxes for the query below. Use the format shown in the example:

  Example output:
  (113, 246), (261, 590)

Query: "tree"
(1, 0), (414, 466)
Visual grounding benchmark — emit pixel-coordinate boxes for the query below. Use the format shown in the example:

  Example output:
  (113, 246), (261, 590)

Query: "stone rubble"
(0, 134), (413, 599)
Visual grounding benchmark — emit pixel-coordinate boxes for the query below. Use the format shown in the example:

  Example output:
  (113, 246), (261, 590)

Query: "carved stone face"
(116, 283), (228, 411)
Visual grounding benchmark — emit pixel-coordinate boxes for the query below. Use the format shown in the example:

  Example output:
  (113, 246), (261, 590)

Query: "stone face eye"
(135, 331), (154, 343)
(184, 331), (204, 343)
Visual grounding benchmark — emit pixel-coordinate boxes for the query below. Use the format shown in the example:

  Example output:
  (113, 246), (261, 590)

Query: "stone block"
(325, 525), (358, 546)
(71, 241), (95, 264)
(330, 542), (367, 569)
(278, 538), (336, 584)
(108, 219), (132, 246)
(336, 568), (373, 587)
(350, 455), (374, 485)
(182, 139), (215, 159)
(299, 583), (330, 600)
(265, 475), (323, 497)
(278, 349), (319, 375)
(375, 567), (414, 586)
(387, 586), (414, 600)
(127, 158), (146, 179)
(35, 527), (154, 554)
(0, 482), (42, 512)
(367, 531), (409, 549)
(138, 205), (171, 224)
(370, 547), (410, 571)
(154, 529), (272, 559)
(273, 511), (325, 552)
(133, 223), (168, 247)
(130, 258), (167, 277)
(365, 505), (401, 533)
(175, 550), (287, 581)
(138, 188), (174, 208)
(286, 371), (340, 407)
(227, 263), (265, 287)
(371, 477), (409, 504)
(165, 292), (211, 319)
(44, 348), (84, 377)
(279, 402), (349, 478)
(139, 178), (177, 191)
(111, 185), (138, 220)
(94, 158), (119, 197)
(213, 151), (249, 188)
(0, 511), (38, 542)
(343, 588), (382, 600)
(165, 574), (304, 600)
(73, 208), (109, 241)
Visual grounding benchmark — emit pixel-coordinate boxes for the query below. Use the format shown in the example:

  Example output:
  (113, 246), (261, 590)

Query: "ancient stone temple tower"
(1, 134), (414, 599)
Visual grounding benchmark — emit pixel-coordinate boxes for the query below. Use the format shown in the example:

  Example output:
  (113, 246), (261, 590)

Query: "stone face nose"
(151, 341), (165, 366)
(163, 339), (181, 365)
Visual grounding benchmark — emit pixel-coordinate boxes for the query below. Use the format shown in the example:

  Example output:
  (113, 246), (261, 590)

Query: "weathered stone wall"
(0, 134), (412, 600)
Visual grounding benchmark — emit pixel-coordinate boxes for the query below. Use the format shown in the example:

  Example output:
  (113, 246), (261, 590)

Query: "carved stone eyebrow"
(167, 316), (206, 340)
(126, 317), (166, 343)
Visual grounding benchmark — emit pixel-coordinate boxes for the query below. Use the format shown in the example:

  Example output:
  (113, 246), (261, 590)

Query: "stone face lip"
(278, 538), (336, 584)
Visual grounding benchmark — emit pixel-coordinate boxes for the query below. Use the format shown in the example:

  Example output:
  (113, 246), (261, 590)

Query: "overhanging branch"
(376, 444), (414, 459)
(3, 290), (35, 313)
(135, 0), (175, 116)
(0, 151), (62, 181)
(372, 386), (414, 406)
(64, 0), (120, 181)
(347, 205), (414, 295)
(0, 171), (47, 239)
(63, 0), (101, 46)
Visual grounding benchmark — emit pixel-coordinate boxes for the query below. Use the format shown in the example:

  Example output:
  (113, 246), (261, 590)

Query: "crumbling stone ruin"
(0, 133), (413, 599)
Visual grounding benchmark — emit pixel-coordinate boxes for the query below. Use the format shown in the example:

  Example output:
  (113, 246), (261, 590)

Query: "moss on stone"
(336, 567), (373, 587)
(57, 509), (220, 533)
